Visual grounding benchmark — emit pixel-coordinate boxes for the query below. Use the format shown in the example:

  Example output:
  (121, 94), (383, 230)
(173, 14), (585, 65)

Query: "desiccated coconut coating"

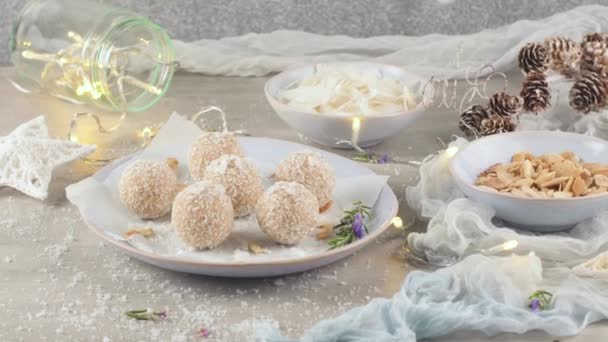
(274, 150), (336, 209)
(204, 155), (264, 217)
(171, 181), (234, 249)
(256, 181), (319, 245)
(188, 132), (244, 181)
(118, 160), (178, 219)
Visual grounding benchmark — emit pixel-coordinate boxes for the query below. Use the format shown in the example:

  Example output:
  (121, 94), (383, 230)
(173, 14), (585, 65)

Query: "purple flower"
(198, 327), (211, 338)
(529, 298), (541, 312)
(352, 213), (365, 239)
(156, 311), (167, 320)
(378, 154), (389, 164)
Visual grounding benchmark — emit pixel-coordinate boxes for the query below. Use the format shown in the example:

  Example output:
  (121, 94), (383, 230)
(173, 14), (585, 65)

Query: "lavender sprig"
(352, 151), (389, 164)
(197, 327), (211, 338)
(528, 290), (553, 312)
(125, 309), (167, 321)
(328, 201), (372, 249)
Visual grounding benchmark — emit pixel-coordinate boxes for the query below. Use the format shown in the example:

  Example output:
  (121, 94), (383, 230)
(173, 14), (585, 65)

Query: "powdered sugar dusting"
(188, 132), (244, 181)
(204, 155), (264, 217)
(172, 181), (234, 249)
(274, 150), (336, 208)
(256, 182), (319, 245)
(118, 160), (177, 219)
(7, 113), (399, 341)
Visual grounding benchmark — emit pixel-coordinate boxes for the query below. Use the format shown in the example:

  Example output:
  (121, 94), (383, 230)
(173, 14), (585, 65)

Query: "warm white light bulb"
(391, 217), (403, 229)
(502, 240), (518, 251)
(352, 117), (361, 131)
(445, 146), (459, 158)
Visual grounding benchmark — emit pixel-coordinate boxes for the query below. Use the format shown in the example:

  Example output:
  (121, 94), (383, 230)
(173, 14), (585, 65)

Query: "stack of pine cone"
(459, 92), (521, 137)
(460, 32), (608, 138)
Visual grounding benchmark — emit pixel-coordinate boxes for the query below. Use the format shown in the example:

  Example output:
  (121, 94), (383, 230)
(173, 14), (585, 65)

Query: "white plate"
(76, 137), (398, 277)
(450, 131), (608, 232)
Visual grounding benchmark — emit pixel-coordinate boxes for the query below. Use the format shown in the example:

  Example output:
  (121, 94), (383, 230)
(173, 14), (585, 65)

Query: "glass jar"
(10, 0), (176, 112)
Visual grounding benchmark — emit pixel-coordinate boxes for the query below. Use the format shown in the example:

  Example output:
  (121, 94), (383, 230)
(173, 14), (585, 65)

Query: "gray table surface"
(0, 67), (606, 341)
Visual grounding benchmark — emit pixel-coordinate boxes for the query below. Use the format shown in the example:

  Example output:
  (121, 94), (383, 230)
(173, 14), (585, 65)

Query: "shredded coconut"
(274, 150), (336, 208)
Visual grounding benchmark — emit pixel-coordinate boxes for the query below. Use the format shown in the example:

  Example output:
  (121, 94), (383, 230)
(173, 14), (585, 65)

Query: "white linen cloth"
(174, 5), (608, 78)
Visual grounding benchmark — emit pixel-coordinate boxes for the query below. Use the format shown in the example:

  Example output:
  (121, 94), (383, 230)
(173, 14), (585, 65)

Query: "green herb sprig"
(352, 152), (389, 164)
(528, 290), (553, 312)
(125, 309), (167, 321)
(328, 201), (372, 250)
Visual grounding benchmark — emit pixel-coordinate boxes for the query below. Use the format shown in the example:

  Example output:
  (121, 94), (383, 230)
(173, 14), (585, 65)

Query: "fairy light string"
(10, 29), (179, 163)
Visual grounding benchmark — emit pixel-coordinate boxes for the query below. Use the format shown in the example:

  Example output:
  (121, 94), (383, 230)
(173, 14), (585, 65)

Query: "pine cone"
(459, 105), (488, 137)
(518, 43), (550, 74)
(521, 71), (551, 113)
(583, 33), (608, 43)
(480, 114), (516, 136)
(569, 71), (608, 113)
(488, 91), (522, 118)
(581, 33), (608, 74)
(544, 37), (581, 76)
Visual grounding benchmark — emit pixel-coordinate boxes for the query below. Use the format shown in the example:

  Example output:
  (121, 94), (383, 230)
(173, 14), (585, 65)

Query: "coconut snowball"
(274, 150), (336, 210)
(188, 132), (244, 181)
(171, 181), (234, 249)
(256, 181), (319, 245)
(119, 160), (178, 219)
(204, 155), (263, 217)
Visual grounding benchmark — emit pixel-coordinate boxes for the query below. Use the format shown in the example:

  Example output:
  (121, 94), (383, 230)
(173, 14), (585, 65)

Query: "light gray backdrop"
(1, 0), (607, 66)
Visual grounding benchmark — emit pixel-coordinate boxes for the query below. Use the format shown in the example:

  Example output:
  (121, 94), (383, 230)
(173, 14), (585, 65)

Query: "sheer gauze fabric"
(175, 5), (608, 78)
(257, 253), (608, 341)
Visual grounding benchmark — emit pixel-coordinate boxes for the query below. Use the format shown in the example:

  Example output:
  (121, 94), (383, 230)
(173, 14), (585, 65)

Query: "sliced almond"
(572, 177), (588, 197)
(561, 151), (578, 162)
(320, 201), (333, 213)
(553, 191), (574, 198)
(521, 185), (543, 198)
(475, 176), (508, 190)
(594, 174), (608, 187)
(583, 163), (604, 171)
(563, 177), (574, 192)
(248, 242), (268, 255)
(481, 163), (502, 176)
(510, 178), (534, 188)
(540, 153), (564, 164)
(315, 224), (333, 240)
(508, 161), (523, 174)
(591, 168), (608, 176)
(539, 176), (570, 188)
(496, 165), (515, 185)
(124, 227), (155, 238)
(512, 152), (533, 162)
(581, 169), (593, 186)
(553, 160), (578, 178)
(522, 160), (534, 179)
(166, 157), (179, 172)
(534, 171), (556, 186)
(509, 188), (530, 197)
(476, 152), (608, 198)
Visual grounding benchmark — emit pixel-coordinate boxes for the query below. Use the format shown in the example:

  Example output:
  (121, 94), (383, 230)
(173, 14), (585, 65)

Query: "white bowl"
(450, 131), (608, 232)
(264, 62), (432, 148)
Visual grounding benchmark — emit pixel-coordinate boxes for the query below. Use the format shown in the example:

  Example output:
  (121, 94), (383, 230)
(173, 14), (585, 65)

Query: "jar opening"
(90, 17), (175, 112)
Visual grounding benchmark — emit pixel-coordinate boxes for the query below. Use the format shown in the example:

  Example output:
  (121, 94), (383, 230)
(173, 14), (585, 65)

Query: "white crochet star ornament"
(0, 116), (95, 200)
